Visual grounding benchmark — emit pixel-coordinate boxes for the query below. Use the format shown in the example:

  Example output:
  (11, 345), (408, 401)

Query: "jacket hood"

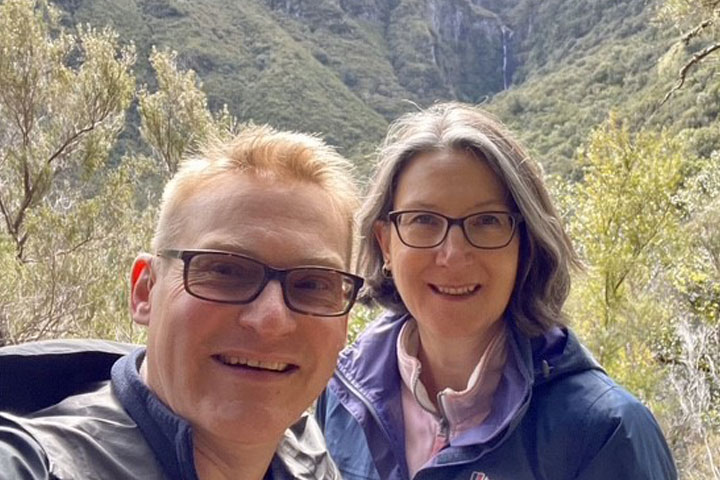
(0, 339), (135, 414)
(527, 321), (604, 386)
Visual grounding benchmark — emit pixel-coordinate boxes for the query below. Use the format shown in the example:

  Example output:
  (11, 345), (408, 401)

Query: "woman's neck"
(416, 320), (504, 402)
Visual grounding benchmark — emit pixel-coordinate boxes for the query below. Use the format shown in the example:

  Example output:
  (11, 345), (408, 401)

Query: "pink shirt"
(396, 319), (507, 478)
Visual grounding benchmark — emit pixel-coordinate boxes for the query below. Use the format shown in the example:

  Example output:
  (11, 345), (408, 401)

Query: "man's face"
(131, 173), (350, 444)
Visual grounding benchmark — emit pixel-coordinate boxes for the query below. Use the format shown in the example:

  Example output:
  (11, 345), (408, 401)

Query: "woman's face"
(375, 149), (520, 341)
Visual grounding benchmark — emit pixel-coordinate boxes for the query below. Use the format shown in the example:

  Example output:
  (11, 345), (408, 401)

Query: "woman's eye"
(473, 214), (502, 226)
(407, 213), (440, 225)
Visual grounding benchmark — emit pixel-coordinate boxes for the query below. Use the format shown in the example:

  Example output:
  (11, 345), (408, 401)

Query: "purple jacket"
(317, 312), (677, 480)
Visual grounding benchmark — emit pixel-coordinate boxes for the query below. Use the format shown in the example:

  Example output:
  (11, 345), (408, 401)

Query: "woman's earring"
(381, 262), (392, 278)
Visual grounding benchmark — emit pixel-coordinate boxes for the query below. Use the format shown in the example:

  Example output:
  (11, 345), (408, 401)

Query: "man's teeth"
(435, 285), (477, 295)
(219, 355), (289, 371)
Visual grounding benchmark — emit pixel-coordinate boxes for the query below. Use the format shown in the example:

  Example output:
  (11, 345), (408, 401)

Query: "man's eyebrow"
(197, 242), (346, 270)
(281, 250), (346, 270)
(299, 255), (345, 270)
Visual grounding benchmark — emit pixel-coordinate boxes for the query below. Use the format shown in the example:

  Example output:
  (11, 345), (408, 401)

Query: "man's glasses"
(387, 210), (522, 249)
(157, 249), (364, 317)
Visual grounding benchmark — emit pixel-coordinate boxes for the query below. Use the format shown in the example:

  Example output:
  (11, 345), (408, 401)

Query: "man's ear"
(373, 220), (391, 265)
(130, 254), (155, 326)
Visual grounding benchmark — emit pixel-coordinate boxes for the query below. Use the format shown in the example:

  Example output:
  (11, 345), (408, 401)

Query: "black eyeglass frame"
(157, 249), (364, 317)
(387, 210), (523, 249)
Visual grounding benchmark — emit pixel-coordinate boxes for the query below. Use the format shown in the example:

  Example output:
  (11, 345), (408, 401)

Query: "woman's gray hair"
(357, 102), (581, 336)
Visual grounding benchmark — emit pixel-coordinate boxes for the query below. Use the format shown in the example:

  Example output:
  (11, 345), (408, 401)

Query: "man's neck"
(193, 429), (280, 480)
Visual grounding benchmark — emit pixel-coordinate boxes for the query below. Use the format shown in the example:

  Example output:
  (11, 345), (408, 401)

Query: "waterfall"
(501, 24), (514, 90)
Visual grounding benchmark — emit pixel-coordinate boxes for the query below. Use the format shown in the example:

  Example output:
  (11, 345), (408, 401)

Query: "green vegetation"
(40, 0), (720, 177)
(56, 0), (393, 167)
(138, 47), (238, 175)
(1, 0), (719, 476)
(0, 0), (140, 342)
(0, 0), (232, 345)
(557, 117), (720, 478)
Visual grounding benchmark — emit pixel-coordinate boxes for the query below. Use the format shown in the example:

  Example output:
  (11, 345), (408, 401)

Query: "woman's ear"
(130, 254), (155, 326)
(373, 220), (391, 265)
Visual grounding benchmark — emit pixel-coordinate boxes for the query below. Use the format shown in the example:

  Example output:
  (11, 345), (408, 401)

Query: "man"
(0, 126), (363, 479)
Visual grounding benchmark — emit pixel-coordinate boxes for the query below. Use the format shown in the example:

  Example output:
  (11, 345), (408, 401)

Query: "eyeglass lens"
(185, 252), (354, 315)
(394, 211), (516, 248)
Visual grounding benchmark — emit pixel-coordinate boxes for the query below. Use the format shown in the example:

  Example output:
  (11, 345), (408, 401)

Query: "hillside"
(489, 0), (719, 175)
(54, 0), (716, 174)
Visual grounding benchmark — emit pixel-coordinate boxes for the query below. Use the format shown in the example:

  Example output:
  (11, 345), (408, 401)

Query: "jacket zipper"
(411, 362), (450, 440)
(435, 391), (450, 440)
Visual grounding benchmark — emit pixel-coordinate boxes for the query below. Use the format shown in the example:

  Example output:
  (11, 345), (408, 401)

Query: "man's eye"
(212, 263), (241, 275)
(200, 261), (247, 278)
(294, 276), (333, 291)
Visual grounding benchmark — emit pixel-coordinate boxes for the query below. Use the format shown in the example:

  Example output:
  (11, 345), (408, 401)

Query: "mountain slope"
(55, 0), (717, 174)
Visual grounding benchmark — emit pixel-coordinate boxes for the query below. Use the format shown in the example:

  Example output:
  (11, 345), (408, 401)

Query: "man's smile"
(213, 354), (297, 373)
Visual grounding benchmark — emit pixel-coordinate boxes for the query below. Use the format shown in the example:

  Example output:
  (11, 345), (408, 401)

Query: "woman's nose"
(435, 224), (475, 267)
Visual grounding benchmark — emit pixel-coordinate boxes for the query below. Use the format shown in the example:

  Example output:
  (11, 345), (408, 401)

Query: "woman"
(317, 103), (676, 479)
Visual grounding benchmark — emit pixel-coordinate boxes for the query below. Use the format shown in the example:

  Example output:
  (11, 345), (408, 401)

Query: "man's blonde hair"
(153, 125), (359, 264)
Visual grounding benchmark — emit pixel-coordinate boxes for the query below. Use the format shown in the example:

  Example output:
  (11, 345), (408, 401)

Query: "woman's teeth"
(434, 285), (478, 295)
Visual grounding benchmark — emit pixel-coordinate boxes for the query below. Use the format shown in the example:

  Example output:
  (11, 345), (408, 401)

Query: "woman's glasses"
(387, 210), (522, 249)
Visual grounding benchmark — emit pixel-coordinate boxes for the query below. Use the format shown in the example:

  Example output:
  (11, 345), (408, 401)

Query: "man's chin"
(192, 407), (304, 443)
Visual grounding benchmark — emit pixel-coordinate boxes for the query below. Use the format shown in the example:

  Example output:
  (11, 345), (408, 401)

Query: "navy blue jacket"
(0, 340), (339, 479)
(317, 313), (677, 480)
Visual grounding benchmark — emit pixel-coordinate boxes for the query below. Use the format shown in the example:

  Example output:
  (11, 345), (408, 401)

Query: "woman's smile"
(429, 283), (480, 296)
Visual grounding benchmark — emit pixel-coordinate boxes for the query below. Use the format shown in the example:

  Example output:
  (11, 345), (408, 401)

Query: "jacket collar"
(332, 312), (604, 459)
(338, 311), (603, 388)
(112, 348), (198, 480)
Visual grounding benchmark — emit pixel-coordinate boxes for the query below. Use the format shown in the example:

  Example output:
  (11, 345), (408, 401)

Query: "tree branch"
(682, 19), (713, 45)
(55, 234), (94, 257)
(660, 42), (720, 106)
(45, 121), (98, 167)
(0, 194), (17, 239)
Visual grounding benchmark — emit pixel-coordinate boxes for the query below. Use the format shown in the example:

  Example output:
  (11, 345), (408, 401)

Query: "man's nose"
(435, 224), (475, 267)
(236, 280), (296, 336)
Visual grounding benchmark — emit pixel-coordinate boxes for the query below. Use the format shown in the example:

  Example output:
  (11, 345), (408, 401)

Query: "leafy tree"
(560, 115), (689, 402)
(661, 155), (720, 478)
(138, 47), (237, 176)
(0, 0), (140, 344)
(559, 115), (720, 476)
(0, 1), (239, 346)
(0, 0), (135, 261)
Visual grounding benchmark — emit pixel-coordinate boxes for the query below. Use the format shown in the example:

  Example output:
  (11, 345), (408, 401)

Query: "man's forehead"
(195, 235), (345, 270)
(175, 174), (350, 268)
